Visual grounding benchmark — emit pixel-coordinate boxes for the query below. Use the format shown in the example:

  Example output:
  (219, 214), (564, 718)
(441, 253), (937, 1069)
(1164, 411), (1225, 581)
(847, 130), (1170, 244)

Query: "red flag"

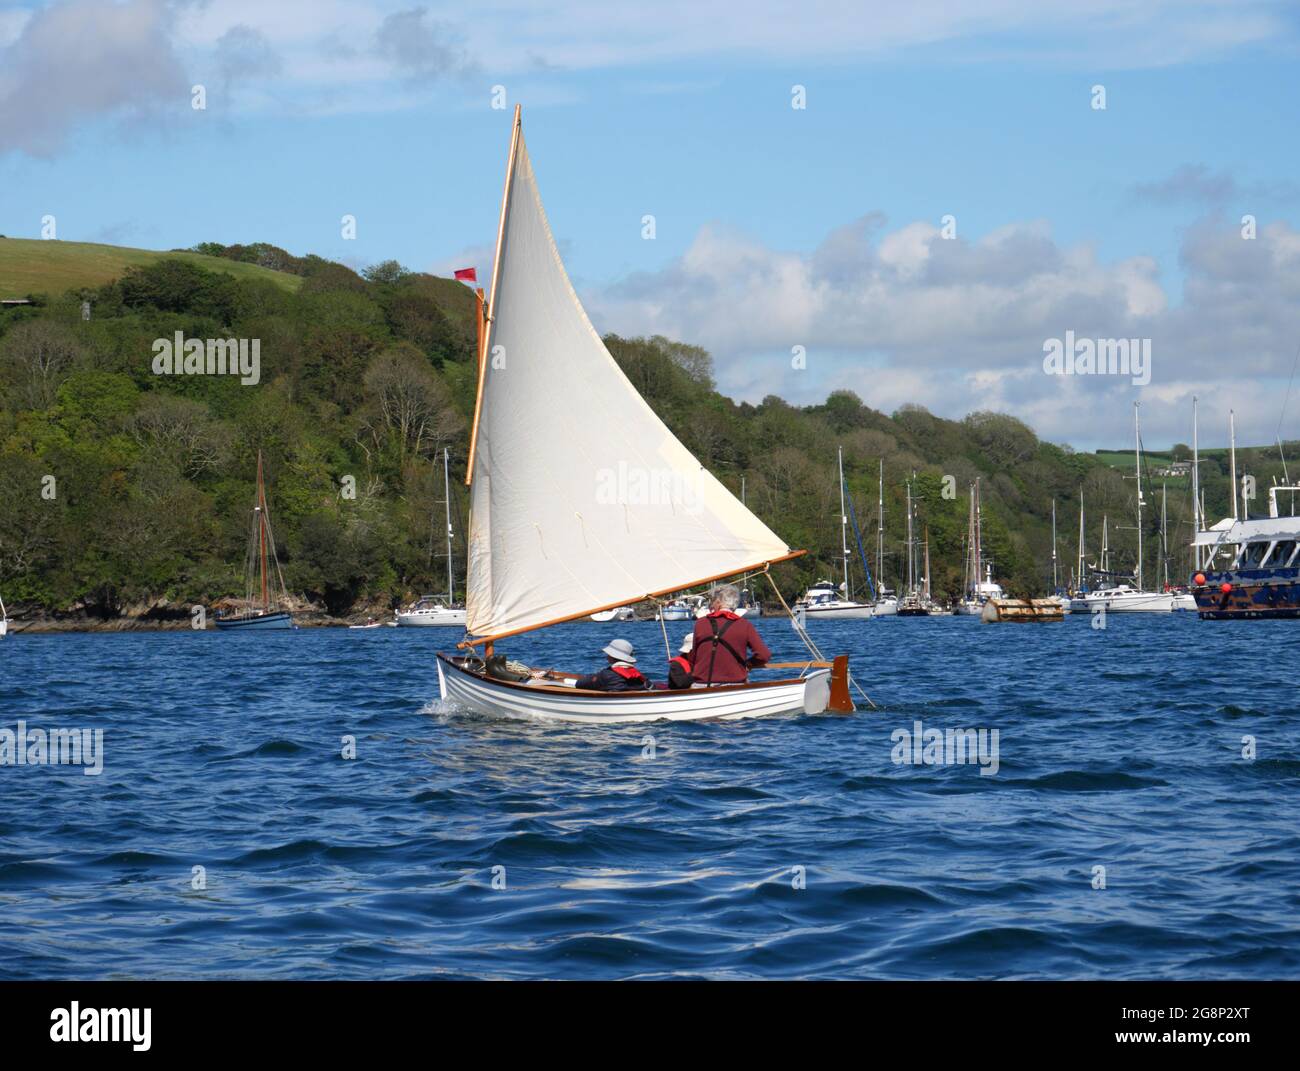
(454, 267), (477, 283)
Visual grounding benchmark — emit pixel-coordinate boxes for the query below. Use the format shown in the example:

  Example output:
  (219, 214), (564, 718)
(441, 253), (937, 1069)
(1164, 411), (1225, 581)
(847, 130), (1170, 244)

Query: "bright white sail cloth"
(467, 116), (792, 641)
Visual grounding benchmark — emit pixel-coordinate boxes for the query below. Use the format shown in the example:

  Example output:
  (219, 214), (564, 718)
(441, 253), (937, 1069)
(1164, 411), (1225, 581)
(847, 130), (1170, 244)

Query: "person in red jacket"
(573, 639), (649, 691)
(666, 633), (694, 690)
(691, 584), (771, 685)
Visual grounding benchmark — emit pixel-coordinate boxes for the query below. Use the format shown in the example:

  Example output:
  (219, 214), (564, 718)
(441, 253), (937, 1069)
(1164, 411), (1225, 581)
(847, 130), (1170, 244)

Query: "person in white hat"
(666, 632), (694, 690)
(573, 638), (649, 691)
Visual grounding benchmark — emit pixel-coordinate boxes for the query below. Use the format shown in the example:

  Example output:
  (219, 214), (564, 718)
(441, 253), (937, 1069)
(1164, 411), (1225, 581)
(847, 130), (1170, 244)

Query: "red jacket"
(691, 611), (771, 684)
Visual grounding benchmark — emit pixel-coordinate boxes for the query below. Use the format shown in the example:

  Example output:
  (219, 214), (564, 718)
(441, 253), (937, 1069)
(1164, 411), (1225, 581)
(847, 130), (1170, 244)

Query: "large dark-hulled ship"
(1191, 484), (1300, 619)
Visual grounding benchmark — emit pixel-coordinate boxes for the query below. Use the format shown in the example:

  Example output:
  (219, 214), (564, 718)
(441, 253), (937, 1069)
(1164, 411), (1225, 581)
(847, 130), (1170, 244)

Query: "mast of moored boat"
(876, 459), (885, 596)
(257, 451), (269, 612)
(1102, 514), (1110, 577)
(1134, 402), (1144, 592)
(1051, 499), (1059, 593)
(1192, 395), (1201, 571)
(1229, 409), (1239, 521)
(1227, 408), (1237, 519)
(443, 447), (455, 605)
(923, 525), (931, 602)
(905, 478), (915, 596)
(1161, 482), (1169, 590)
(838, 446), (851, 600)
(964, 485), (976, 599)
(1077, 489), (1086, 592)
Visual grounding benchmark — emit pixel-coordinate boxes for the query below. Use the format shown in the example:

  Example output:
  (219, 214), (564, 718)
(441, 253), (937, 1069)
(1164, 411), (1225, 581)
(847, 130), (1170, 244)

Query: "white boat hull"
(795, 601), (875, 620)
(590, 607), (635, 622)
(689, 605), (759, 618)
(396, 608), (467, 627)
(0, 619), (7, 638)
(1072, 590), (1176, 613)
(436, 654), (838, 724)
(871, 598), (898, 617)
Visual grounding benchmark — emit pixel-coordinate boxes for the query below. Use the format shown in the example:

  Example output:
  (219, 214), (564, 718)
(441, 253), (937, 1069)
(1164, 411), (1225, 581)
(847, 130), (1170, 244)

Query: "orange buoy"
(1194, 572), (1206, 586)
(1220, 582), (1233, 594)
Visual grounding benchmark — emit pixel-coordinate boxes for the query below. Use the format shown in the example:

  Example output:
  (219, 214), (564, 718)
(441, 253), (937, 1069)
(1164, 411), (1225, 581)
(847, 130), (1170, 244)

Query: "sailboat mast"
(1102, 514), (1109, 575)
(877, 459), (884, 594)
(838, 446), (850, 598)
(1051, 499), (1059, 590)
(1192, 395), (1201, 570)
(923, 526), (931, 601)
(443, 448), (455, 604)
(974, 479), (982, 594)
(1161, 482), (1169, 589)
(1077, 489), (1086, 590)
(1134, 402), (1144, 591)
(1229, 409), (1239, 520)
(905, 479), (915, 593)
(466, 104), (522, 489)
(965, 486), (975, 596)
(257, 451), (269, 611)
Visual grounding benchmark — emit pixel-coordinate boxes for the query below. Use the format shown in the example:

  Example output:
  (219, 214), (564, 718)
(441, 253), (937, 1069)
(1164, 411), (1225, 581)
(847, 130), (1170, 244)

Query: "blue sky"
(2, 0), (1299, 450)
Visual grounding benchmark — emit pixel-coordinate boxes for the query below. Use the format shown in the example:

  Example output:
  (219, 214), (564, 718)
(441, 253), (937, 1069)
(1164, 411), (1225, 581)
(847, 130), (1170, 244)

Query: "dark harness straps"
(703, 616), (748, 686)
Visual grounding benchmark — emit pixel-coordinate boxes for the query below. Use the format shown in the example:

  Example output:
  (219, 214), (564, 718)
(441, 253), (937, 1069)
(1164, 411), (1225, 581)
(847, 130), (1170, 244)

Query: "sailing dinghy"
(436, 107), (852, 723)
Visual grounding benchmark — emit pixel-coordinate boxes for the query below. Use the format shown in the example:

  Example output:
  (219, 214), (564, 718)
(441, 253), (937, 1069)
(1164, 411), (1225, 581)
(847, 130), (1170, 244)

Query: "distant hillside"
(0, 238), (1280, 623)
(0, 238), (303, 298)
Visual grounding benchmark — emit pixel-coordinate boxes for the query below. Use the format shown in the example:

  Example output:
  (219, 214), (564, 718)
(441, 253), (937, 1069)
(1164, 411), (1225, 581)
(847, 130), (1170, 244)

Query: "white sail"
(466, 110), (793, 640)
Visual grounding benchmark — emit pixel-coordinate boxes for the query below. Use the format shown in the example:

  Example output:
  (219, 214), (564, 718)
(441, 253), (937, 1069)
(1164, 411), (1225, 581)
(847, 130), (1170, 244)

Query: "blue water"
(1, 616), (1298, 980)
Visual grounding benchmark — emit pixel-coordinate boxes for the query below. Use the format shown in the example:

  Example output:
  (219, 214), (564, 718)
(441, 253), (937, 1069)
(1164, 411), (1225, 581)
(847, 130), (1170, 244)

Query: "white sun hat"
(602, 638), (636, 662)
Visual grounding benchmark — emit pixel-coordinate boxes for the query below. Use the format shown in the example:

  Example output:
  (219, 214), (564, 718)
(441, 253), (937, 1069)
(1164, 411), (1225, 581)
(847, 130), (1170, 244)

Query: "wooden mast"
(474, 287), (485, 377)
(466, 103), (522, 490)
(257, 450), (269, 612)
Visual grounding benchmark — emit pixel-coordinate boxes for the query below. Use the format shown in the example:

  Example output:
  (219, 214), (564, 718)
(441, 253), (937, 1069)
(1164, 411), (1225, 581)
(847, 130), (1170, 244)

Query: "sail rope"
(654, 597), (672, 662)
(761, 569), (876, 710)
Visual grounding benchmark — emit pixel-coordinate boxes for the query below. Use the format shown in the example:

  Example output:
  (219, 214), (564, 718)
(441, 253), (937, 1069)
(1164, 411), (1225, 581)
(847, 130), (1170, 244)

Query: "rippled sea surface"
(1, 615), (1298, 980)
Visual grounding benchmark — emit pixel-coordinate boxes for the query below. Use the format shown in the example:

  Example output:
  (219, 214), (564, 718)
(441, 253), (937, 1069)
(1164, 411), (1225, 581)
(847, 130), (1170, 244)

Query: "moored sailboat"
(793, 447), (876, 620)
(1074, 404), (1175, 613)
(214, 451), (296, 631)
(897, 478), (940, 615)
(954, 479), (1004, 615)
(396, 449), (468, 627)
(436, 107), (851, 722)
(590, 606), (635, 622)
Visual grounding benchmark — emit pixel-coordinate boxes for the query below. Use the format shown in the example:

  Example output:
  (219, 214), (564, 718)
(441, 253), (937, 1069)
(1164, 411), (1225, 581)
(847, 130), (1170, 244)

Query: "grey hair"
(709, 584), (740, 610)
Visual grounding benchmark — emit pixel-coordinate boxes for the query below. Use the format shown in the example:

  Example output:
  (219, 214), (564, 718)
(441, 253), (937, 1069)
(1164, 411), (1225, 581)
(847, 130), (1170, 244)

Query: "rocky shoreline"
(2, 598), (396, 633)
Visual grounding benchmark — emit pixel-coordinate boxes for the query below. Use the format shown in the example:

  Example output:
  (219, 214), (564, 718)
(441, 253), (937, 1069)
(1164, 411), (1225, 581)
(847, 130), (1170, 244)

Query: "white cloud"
(0, 0), (189, 158)
(586, 213), (1300, 449)
(3, 0), (1293, 142)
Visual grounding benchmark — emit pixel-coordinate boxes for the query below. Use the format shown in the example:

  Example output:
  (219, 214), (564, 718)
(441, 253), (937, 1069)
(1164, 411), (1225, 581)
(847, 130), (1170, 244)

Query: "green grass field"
(0, 238), (302, 298)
